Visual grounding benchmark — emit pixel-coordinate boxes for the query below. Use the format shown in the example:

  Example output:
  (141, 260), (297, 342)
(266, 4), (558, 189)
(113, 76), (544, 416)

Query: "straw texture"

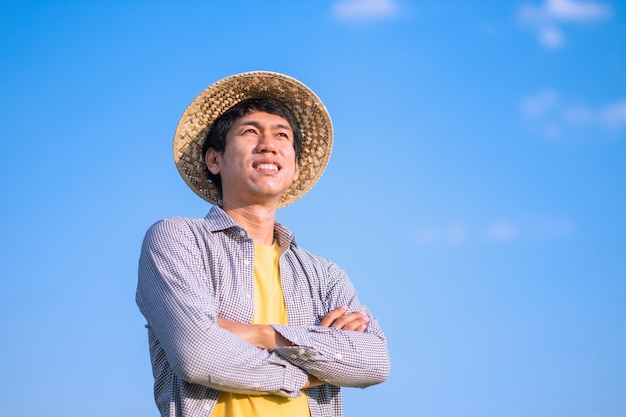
(173, 71), (333, 207)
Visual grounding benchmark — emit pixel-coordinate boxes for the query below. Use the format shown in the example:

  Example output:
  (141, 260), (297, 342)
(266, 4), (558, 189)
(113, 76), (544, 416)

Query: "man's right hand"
(319, 306), (370, 332)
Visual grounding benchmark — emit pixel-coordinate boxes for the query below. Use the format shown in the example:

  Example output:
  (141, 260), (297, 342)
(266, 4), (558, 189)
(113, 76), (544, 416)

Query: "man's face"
(205, 111), (300, 207)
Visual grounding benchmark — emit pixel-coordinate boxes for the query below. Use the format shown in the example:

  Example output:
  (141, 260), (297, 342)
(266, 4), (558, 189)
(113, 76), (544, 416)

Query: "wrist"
(263, 325), (294, 350)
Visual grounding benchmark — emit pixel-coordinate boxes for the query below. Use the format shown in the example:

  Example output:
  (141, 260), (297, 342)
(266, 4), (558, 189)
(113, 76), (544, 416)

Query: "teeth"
(257, 163), (278, 171)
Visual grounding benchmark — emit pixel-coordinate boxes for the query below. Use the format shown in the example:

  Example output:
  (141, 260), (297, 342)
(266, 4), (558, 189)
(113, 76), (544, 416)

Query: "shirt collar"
(204, 205), (297, 249)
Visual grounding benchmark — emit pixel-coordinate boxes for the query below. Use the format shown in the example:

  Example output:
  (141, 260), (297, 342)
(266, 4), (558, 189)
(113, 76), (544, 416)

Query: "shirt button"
(203, 403), (211, 410)
(239, 230), (246, 237)
(335, 353), (343, 360)
(245, 293), (252, 299)
(298, 348), (306, 355)
(243, 259), (251, 266)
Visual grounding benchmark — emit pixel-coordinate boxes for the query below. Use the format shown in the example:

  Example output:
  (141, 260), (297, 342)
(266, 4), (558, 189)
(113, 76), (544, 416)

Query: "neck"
(222, 203), (277, 245)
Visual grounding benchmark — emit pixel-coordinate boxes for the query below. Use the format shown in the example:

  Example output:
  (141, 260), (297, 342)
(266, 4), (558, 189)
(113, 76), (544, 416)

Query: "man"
(136, 71), (390, 417)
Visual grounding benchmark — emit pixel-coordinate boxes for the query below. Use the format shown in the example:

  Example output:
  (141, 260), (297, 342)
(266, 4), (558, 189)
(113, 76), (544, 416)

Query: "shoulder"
(141, 216), (217, 251)
(275, 221), (341, 272)
(286, 244), (347, 278)
(145, 216), (206, 238)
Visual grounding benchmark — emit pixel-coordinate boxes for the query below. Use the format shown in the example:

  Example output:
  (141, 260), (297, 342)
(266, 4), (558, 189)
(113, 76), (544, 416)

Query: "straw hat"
(173, 71), (333, 207)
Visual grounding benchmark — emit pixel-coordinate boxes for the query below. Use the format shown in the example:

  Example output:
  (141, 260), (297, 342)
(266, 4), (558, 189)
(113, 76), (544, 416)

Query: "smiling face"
(204, 111), (300, 209)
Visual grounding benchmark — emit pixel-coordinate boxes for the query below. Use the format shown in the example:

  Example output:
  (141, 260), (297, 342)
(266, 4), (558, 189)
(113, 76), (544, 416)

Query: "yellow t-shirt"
(211, 242), (310, 417)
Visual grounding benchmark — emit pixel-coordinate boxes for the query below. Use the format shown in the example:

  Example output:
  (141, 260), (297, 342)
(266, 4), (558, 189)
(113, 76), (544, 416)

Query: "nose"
(256, 132), (277, 153)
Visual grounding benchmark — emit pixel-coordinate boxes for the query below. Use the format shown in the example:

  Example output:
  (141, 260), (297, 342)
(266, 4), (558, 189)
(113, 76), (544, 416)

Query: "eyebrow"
(239, 120), (292, 131)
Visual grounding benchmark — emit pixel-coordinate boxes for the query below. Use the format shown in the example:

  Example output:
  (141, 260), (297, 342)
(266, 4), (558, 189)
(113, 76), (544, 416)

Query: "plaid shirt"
(136, 205), (390, 417)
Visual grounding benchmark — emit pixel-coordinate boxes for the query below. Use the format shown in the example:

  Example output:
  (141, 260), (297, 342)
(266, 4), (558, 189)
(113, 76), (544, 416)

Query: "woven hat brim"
(173, 71), (333, 208)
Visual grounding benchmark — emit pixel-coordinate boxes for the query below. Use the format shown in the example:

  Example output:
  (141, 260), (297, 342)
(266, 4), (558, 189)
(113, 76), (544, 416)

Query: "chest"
(205, 243), (328, 327)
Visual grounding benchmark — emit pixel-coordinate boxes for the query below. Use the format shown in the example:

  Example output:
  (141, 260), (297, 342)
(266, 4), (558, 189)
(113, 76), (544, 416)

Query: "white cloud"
(485, 220), (520, 242)
(521, 90), (626, 138)
(528, 218), (575, 239)
(412, 226), (439, 245)
(518, 0), (612, 49)
(537, 25), (566, 48)
(412, 223), (467, 246)
(412, 223), (467, 245)
(598, 100), (626, 129)
(332, 0), (401, 21)
(564, 101), (626, 130)
(543, 0), (611, 21)
(445, 224), (468, 245)
(411, 217), (574, 246)
(482, 217), (575, 243)
(519, 0), (612, 23)
(521, 89), (560, 117)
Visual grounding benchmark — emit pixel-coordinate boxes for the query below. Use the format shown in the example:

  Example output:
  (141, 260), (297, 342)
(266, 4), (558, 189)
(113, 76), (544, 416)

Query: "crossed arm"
(137, 218), (389, 396)
(217, 306), (370, 388)
(217, 306), (369, 350)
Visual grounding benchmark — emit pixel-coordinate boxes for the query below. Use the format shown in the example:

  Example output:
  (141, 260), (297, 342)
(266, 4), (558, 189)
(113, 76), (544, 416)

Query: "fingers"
(319, 306), (348, 327)
(320, 306), (370, 332)
(333, 311), (369, 332)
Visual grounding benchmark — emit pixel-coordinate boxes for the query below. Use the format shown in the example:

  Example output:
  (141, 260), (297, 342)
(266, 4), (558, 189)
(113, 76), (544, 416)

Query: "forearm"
(139, 294), (309, 396)
(217, 318), (293, 350)
(215, 320), (326, 390)
(271, 323), (390, 388)
(217, 316), (390, 388)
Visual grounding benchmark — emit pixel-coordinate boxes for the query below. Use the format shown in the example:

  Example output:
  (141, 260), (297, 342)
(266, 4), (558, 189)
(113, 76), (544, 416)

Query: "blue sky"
(1, 1), (625, 416)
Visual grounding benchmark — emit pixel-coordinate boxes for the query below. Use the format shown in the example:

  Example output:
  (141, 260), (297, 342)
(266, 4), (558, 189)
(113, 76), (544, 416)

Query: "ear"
(205, 148), (221, 175)
(293, 159), (300, 182)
